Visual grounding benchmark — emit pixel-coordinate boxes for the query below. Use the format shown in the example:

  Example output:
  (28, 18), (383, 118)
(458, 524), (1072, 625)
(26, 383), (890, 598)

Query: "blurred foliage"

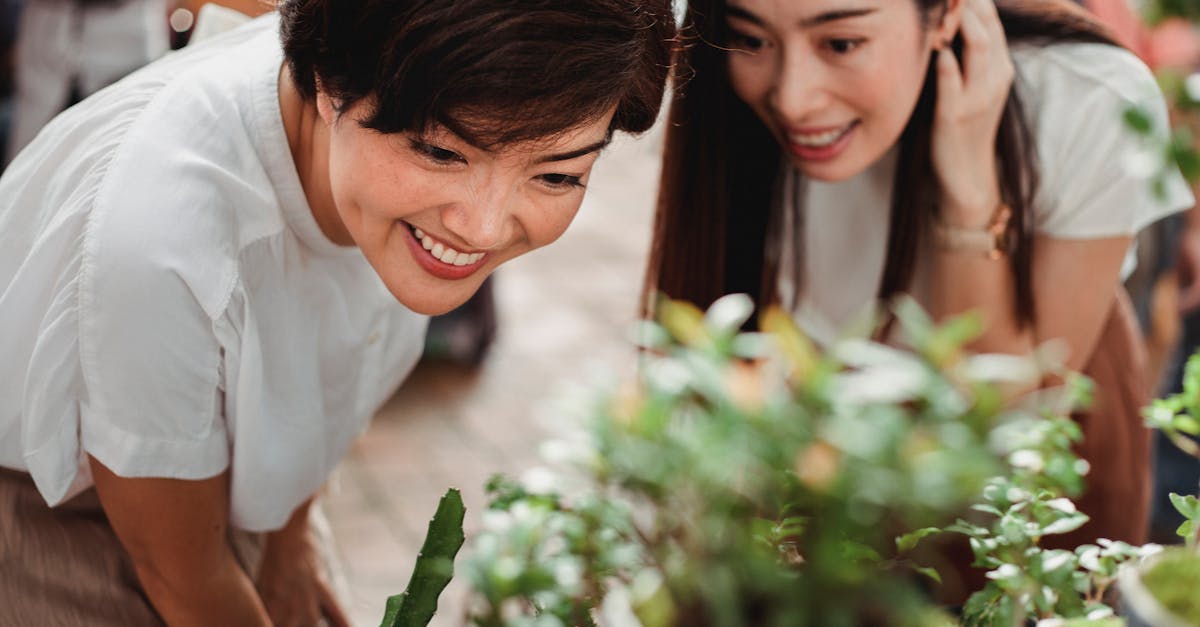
(1124, 2), (1200, 192)
(441, 295), (1123, 626)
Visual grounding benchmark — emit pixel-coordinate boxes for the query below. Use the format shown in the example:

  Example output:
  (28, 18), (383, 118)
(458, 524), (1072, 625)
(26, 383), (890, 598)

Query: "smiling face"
(724, 0), (958, 181)
(314, 94), (615, 315)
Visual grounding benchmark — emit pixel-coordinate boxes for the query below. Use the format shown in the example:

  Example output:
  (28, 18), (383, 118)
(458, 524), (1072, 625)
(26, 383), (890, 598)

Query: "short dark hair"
(279, 0), (676, 147)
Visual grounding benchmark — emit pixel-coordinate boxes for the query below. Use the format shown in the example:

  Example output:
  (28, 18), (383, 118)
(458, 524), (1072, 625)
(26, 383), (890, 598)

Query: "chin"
(382, 284), (477, 317)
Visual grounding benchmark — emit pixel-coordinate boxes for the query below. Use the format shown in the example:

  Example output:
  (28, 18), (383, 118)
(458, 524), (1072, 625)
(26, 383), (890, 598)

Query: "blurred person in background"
(0, 0), (21, 172)
(4, 0), (168, 165)
(0, 0), (675, 625)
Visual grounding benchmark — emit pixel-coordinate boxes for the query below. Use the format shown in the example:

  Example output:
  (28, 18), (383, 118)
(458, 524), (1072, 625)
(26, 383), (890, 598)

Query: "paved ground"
(323, 125), (665, 626)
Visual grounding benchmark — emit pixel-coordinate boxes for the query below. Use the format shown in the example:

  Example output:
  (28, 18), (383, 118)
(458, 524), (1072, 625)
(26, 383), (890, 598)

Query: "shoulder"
(82, 20), (287, 318)
(1009, 42), (1192, 239)
(1012, 42), (1161, 115)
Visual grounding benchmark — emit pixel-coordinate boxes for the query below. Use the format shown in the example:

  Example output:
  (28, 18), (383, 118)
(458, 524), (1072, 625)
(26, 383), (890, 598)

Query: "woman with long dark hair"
(0, 0), (675, 624)
(646, 0), (1191, 563)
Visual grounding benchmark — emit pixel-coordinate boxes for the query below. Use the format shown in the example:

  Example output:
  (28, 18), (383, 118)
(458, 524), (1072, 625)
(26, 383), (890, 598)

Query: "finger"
(318, 581), (353, 627)
(936, 45), (964, 114)
(958, 4), (992, 89)
(968, 0), (1007, 44)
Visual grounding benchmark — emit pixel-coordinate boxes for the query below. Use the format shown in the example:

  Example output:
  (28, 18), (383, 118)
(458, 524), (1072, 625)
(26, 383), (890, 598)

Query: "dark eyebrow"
(725, 5), (877, 28)
(534, 138), (610, 164)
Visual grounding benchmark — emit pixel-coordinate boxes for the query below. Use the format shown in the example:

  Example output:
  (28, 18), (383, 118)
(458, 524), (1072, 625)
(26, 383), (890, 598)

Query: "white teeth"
(409, 224), (484, 266)
(790, 124), (851, 147)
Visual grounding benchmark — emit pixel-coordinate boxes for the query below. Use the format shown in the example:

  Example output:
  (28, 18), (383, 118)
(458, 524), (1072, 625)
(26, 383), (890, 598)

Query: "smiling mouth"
(406, 223), (487, 267)
(788, 121), (859, 148)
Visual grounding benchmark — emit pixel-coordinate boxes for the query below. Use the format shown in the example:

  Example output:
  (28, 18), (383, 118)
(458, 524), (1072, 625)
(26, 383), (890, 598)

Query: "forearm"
(927, 249), (1035, 355)
(87, 457), (272, 627)
(265, 496), (314, 553)
(134, 551), (271, 627)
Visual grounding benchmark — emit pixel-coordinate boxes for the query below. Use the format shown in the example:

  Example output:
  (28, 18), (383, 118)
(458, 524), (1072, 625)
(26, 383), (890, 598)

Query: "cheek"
(525, 196), (584, 248)
(727, 55), (774, 108)
(853, 49), (930, 133)
(330, 142), (420, 230)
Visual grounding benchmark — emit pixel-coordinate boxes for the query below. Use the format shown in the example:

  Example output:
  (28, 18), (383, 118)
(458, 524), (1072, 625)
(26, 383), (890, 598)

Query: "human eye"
(536, 172), (585, 191)
(724, 23), (770, 55)
(825, 37), (865, 55)
(409, 139), (466, 165)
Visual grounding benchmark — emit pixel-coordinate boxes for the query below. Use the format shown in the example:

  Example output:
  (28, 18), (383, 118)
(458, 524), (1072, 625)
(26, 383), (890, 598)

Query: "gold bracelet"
(933, 203), (1012, 260)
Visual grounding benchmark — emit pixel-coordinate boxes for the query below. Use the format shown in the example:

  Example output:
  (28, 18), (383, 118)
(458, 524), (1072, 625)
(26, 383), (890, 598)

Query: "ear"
(929, 0), (964, 48)
(314, 78), (338, 127)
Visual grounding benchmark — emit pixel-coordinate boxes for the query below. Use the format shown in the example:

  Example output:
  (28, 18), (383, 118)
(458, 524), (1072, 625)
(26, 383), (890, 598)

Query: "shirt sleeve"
(75, 124), (237, 481)
(1026, 44), (1193, 239)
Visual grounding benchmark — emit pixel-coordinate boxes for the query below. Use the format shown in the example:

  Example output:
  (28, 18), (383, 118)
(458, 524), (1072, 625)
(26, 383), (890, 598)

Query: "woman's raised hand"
(932, 0), (1015, 227)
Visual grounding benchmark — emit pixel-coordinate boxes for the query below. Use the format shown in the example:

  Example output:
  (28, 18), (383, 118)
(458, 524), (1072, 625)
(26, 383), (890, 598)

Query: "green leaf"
(896, 527), (943, 553)
(1177, 519), (1195, 542)
(1042, 512), (1089, 536)
(381, 488), (467, 627)
(1124, 106), (1154, 134)
(913, 565), (943, 584)
(1169, 492), (1200, 520)
(1174, 414), (1200, 436)
(658, 298), (710, 348)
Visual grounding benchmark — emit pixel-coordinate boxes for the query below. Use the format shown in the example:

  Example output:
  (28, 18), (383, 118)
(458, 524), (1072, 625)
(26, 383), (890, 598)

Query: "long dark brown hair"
(644, 0), (1119, 329)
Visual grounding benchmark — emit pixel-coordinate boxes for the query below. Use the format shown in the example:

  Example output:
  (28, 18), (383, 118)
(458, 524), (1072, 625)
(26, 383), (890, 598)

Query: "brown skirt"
(932, 288), (1154, 602)
(0, 468), (265, 627)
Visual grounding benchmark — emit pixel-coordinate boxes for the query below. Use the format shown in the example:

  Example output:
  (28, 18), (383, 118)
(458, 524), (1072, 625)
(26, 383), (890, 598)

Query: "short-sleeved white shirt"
(0, 15), (428, 531)
(782, 42), (1195, 344)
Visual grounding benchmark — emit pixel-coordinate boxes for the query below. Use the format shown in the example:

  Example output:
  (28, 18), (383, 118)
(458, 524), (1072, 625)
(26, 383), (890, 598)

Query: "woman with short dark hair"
(0, 1), (675, 624)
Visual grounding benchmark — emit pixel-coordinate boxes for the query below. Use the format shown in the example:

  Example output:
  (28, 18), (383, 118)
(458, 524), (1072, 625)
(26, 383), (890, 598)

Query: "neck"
(278, 67), (354, 246)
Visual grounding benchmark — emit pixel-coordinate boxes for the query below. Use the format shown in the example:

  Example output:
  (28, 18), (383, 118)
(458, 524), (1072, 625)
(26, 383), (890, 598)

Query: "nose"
(439, 175), (515, 251)
(768, 45), (831, 124)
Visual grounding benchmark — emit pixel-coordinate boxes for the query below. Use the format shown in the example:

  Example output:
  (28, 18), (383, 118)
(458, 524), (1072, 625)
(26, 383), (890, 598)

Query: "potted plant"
(1115, 357), (1200, 627)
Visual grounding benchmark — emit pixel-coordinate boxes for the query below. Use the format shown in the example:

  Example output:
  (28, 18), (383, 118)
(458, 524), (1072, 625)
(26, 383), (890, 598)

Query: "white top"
(783, 42), (1195, 344)
(0, 15), (428, 532)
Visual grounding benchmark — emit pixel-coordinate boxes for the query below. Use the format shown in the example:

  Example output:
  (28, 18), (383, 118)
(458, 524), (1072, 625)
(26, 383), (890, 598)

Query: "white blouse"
(783, 42), (1195, 344)
(0, 15), (427, 531)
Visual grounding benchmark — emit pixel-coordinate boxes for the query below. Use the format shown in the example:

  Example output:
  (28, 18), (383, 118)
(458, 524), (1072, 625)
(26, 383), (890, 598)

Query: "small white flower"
(481, 510), (514, 532)
(1009, 450), (1044, 472)
(1087, 606), (1115, 619)
(1186, 72), (1200, 103)
(495, 556), (523, 581)
(520, 466), (559, 495)
(554, 559), (583, 590)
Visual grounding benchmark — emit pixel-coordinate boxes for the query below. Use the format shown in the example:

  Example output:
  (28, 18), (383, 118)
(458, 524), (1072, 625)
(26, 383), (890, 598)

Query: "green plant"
(394, 297), (1200, 626)
(1138, 548), (1200, 623)
(412, 295), (1095, 626)
(380, 488), (466, 627)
